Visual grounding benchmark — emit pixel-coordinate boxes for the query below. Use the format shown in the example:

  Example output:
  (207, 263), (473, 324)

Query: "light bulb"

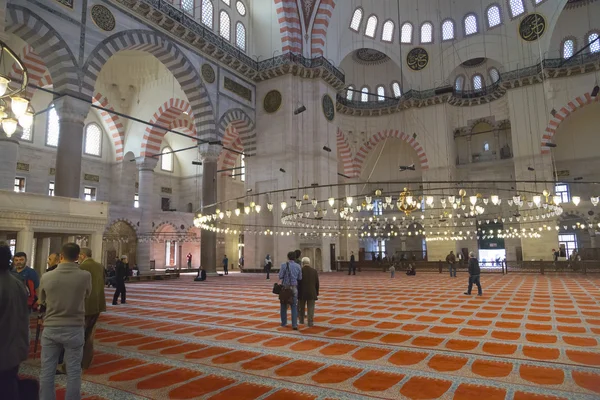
(218, 212), (224, 219)
(244, 206), (250, 214)
(346, 196), (353, 206)
(533, 195), (541, 206)
(426, 196), (434, 205)
(0, 75), (9, 97)
(235, 208), (241, 216)
(311, 198), (318, 208)
(226, 210), (232, 218)
(255, 204), (261, 213)
(328, 197), (335, 207)
(281, 201), (287, 211)
(385, 196), (392, 204)
(591, 196), (599, 206)
(267, 202), (273, 211)
(406, 196), (413, 204)
(11, 97), (29, 118)
(491, 195), (499, 205)
(469, 196), (477, 206)
(295, 199), (302, 209)
(1, 118), (17, 137)
(553, 195), (561, 205)
(572, 196), (581, 206)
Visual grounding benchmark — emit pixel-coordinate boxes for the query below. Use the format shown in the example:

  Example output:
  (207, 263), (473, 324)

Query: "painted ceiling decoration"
(565, 0), (599, 9)
(461, 58), (487, 68)
(300, 0), (319, 28)
(352, 48), (390, 65)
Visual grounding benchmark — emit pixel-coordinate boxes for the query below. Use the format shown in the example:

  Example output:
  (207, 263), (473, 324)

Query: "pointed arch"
(6, 4), (79, 96)
(353, 129), (429, 177)
(92, 92), (126, 161)
(311, 0), (336, 57)
(170, 117), (196, 135)
(142, 99), (194, 156)
(82, 30), (215, 141)
(336, 128), (353, 177)
(541, 91), (600, 154)
(275, 0), (302, 53)
(105, 218), (139, 235)
(217, 131), (244, 175)
(218, 108), (255, 155)
(10, 45), (53, 99)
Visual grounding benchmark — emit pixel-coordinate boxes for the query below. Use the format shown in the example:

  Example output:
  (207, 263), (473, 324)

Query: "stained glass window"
(464, 14), (478, 36)
(202, 0), (213, 28)
(236, 22), (246, 50)
(361, 87), (369, 102)
(473, 74), (483, 90)
(236, 0), (246, 16)
(350, 8), (363, 31)
(588, 33), (599, 53)
(46, 106), (59, 147)
(365, 15), (378, 38)
(84, 123), (102, 156)
(392, 82), (401, 98)
(346, 85), (355, 100)
(381, 20), (394, 42)
(487, 5), (501, 28)
(442, 20), (455, 40)
(377, 86), (385, 101)
(489, 68), (500, 83)
(401, 23), (413, 43)
(508, 0), (525, 18)
(455, 75), (465, 91)
(421, 22), (433, 43)
(220, 11), (231, 40)
(562, 39), (574, 59)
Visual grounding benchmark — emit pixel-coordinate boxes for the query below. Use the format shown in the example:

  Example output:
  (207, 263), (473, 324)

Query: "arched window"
(464, 14), (479, 36)
(401, 22), (413, 43)
(365, 15), (378, 38)
(489, 68), (500, 83)
(46, 105), (59, 147)
(181, 0), (194, 14)
(442, 19), (455, 41)
(376, 85), (385, 101)
(349, 8), (363, 32)
(240, 154), (245, 182)
(420, 22), (433, 43)
(235, 22), (246, 50)
(161, 147), (174, 172)
(346, 85), (355, 100)
(588, 32), (600, 53)
(472, 74), (483, 90)
(361, 86), (369, 102)
(381, 20), (394, 42)
(562, 38), (575, 59)
(392, 82), (402, 98)
(201, 0), (213, 28)
(486, 5), (502, 28)
(19, 106), (34, 142)
(219, 10), (231, 40)
(508, 0), (525, 18)
(236, 0), (246, 16)
(84, 123), (102, 156)
(483, 142), (490, 152)
(455, 75), (465, 91)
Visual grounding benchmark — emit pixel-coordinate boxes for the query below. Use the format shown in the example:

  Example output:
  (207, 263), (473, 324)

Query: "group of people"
(276, 250), (320, 330)
(0, 242), (107, 400)
(446, 250), (483, 296)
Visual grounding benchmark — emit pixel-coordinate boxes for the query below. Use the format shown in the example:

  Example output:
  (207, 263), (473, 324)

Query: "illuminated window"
(508, 0), (525, 18)
(240, 154), (245, 182)
(220, 11), (231, 40)
(464, 14), (478, 36)
(201, 0), (213, 28)
(365, 15), (378, 38)
(487, 5), (502, 28)
(84, 123), (102, 156)
(236, 0), (246, 16)
(483, 142), (490, 152)
(558, 233), (577, 256)
(235, 22), (246, 50)
(349, 8), (363, 31)
(442, 19), (455, 40)
(420, 22), (433, 43)
(134, 193), (139, 208)
(489, 68), (500, 83)
(401, 22), (413, 43)
(376, 86), (385, 101)
(181, 0), (194, 15)
(555, 183), (570, 203)
(455, 75), (465, 91)
(472, 74), (483, 90)
(20, 125), (33, 142)
(588, 32), (599, 53)
(346, 85), (354, 101)
(84, 187), (96, 201)
(361, 87), (369, 102)
(14, 177), (25, 193)
(381, 20), (394, 42)
(46, 106), (59, 147)
(48, 181), (54, 196)
(562, 39), (574, 59)
(392, 82), (401, 98)
(374, 200), (383, 216)
(161, 147), (174, 172)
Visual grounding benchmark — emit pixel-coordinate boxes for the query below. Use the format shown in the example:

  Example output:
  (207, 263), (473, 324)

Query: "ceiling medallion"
(461, 58), (487, 68)
(201, 64), (215, 84)
(519, 13), (546, 42)
(91, 5), (116, 32)
(407, 48), (429, 71)
(322, 94), (335, 122)
(263, 90), (282, 114)
(352, 48), (390, 65)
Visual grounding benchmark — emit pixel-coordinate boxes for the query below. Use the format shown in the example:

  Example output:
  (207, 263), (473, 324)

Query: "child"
(389, 264), (395, 278)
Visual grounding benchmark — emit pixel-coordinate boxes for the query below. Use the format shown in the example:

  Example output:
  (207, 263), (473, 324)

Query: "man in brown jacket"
(298, 257), (319, 327)
(78, 248), (106, 369)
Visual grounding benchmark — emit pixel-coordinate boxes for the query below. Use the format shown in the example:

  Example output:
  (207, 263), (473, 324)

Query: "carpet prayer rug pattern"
(24, 273), (600, 399)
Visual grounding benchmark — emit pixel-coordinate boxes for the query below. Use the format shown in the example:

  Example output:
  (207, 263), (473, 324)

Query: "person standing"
(222, 255), (229, 275)
(298, 257), (319, 327)
(112, 255), (129, 305)
(265, 254), (272, 280)
(446, 251), (457, 277)
(389, 264), (395, 278)
(47, 253), (60, 272)
(38, 243), (91, 400)
(349, 251), (356, 275)
(464, 252), (483, 296)
(0, 243), (29, 399)
(186, 253), (192, 269)
(279, 251), (302, 330)
(78, 248), (106, 370)
(13, 251), (40, 311)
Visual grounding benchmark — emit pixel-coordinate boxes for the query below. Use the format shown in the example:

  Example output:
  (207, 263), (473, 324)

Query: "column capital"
(198, 143), (221, 163)
(135, 156), (159, 171)
(52, 96), (90, 124)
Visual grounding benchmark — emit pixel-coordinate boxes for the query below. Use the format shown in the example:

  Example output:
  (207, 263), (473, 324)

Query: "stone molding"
(52, 96), (91, 124)
(135, 156), (159, 171)
(198, 143), (221, 163)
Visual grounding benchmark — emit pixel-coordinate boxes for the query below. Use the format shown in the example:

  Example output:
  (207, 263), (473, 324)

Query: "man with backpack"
(13, 252), (39, 312)
(278, 251), (302, 330)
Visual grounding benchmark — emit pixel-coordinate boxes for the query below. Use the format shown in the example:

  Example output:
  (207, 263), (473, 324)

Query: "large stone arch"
(218, 108), (255, 154)
(142, 98), (193, 156)
(353, 129), (429, 177)
(82, 30), (215, 140)
(92, 92), (126, 161)
(275, 0), (302, 53)
(10, 44), (53, 99)
(310, 0), (336, 57)
(336, 128), (353, 177)
(6, 4), (79, 96)
(541, 91), (600, 154)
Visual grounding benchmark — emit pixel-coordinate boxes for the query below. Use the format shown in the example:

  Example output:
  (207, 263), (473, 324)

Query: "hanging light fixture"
(280, 201), (287, 211)
(346, 196), (353, 206)
(0, 41), (31, 138)
(572, 196), (581, 206)
(328, 197), (335, 207)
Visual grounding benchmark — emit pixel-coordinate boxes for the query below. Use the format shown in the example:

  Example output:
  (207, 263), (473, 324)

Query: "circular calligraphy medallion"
(406, 48), (429, 71)
(201, 64), (215, 83)
(322, 94), (335, 122)
(91, 5), (116, 32)
(519, 13), (546, 42)
(263, 90), (282, 114)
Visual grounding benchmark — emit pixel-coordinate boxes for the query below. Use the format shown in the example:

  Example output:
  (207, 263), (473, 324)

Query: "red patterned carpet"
(23, 272), (600, 399)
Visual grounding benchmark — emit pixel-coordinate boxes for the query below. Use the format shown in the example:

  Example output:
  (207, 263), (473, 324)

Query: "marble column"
(466, 136), (472, 163)
(53, 96), (90, 198)
(199, 144), (220, 274)
(36, 238), (50, 276)
(0, 137), (19, 190)
(494, 131), (501, 160)
(135, 157), (158, 273)
(90, 232), (103, 264)
(16, 228), (34, 258)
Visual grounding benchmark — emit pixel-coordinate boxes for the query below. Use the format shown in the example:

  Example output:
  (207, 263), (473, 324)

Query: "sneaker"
(463, 292), (471, 295)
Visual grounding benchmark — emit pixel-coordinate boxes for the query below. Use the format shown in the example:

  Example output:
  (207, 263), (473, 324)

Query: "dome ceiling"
(352, 48), (390, 66)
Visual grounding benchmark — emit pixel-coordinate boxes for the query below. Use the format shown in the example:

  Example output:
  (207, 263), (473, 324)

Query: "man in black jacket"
(464, 252), (483, 296)
(112, 255), (129, 305)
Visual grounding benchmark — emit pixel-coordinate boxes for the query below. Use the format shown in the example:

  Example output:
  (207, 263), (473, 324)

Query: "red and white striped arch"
(10, 44), (52, 99)
(275, 0), (302, 53)
(142, 98), (194, 157)
(92, 92), (126, 161)
(541, 91), (599, 154)
(170, 117), (196, 136)
(310, 0), (336, 57)
(217, 120), (247, 175)
(336, 128), (353, 177)
(352, 129), (429, 177)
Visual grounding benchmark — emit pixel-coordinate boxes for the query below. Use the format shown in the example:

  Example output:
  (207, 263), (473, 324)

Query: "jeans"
(298, 299), (315, 326)
(390, 270), (395, 278)
(113, 280), (126, 304)
(467, 275), (483, 295)
(265, 267), (270, 279)
(280, 286), (298, 328)
(449, 264), (456, 277)
(40, 326), (85, 400)
(223, 265), (228, 275)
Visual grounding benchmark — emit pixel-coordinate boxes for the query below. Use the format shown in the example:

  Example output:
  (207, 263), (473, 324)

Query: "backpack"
(11, 271), (38, 311)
